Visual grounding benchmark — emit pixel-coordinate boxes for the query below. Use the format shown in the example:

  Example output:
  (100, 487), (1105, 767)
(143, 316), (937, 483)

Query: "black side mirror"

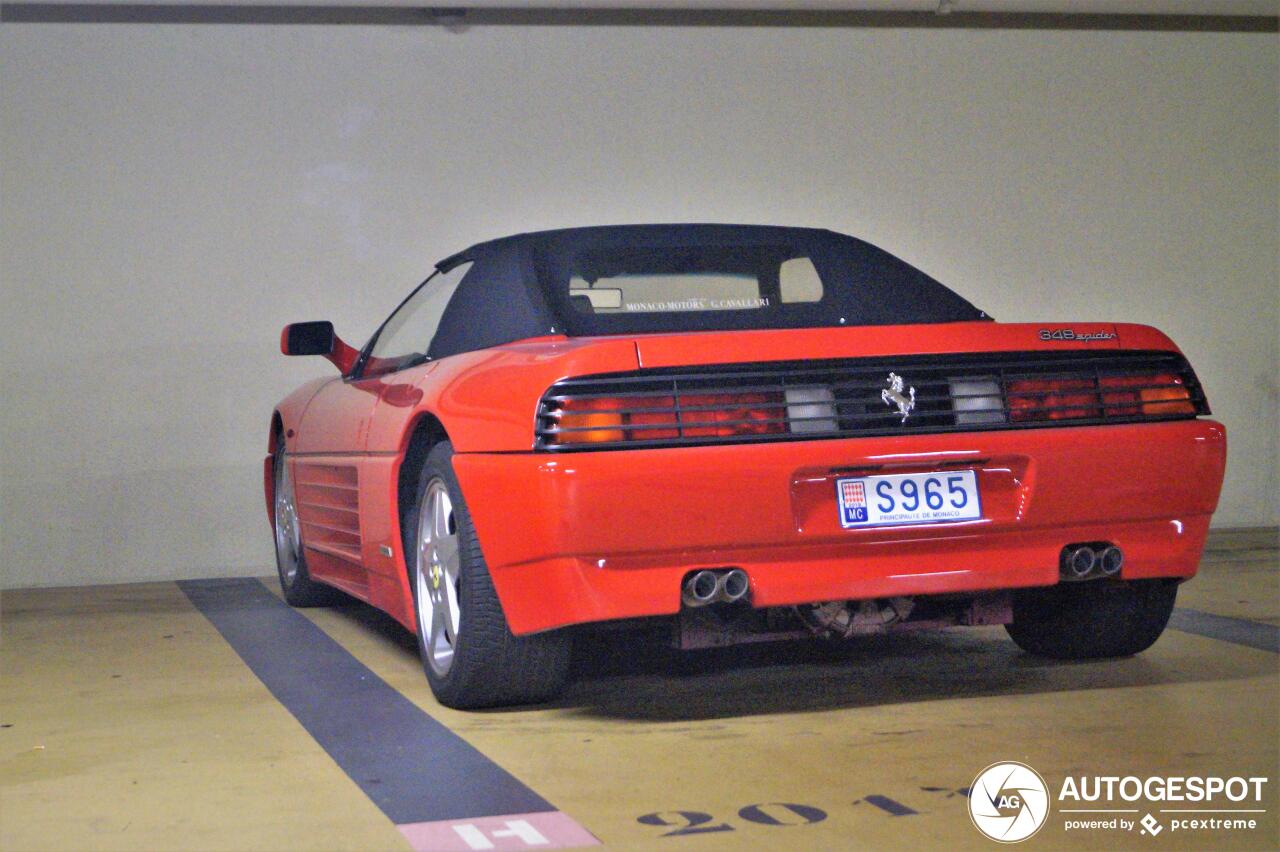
(280, 320), (360, 373)
(281, 321), (336, 357)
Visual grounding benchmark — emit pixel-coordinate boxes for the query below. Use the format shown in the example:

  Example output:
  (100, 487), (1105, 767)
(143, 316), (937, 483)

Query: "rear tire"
(1006, 579), (1178, 659)
(272, 438), (341, 607)
(406, 441), (570, 709)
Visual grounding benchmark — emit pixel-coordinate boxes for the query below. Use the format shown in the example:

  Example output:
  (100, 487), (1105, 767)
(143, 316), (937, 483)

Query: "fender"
(364, 336), (641, 454)
(264, 376), (333, 525)
(332, 337), (641, 631)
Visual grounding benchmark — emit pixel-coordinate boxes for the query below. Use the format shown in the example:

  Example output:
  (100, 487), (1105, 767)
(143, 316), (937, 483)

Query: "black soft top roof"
(425, 224), (987, 360)
(440, 224), (879, 269)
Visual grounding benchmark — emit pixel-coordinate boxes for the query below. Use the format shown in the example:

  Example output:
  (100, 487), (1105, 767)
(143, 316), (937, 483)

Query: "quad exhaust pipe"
(1064, 545), (1097, 579)
(1098, 545), (1124, 576)
(721, 569), (750, 602)
(683, 570), (720, 607)
(682, 568), (750, 607)
(1061, 543), (1123, 581)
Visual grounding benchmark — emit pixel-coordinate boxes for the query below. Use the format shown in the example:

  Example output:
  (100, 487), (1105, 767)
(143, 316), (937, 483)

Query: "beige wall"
(1, 23), (1276, 588)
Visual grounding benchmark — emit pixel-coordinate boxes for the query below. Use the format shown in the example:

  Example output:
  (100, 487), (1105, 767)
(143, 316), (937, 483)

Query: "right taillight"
(1008, 372), (1197, 423)
(1099, 372), (1195, 416)
(1007, 378), (1101, 422)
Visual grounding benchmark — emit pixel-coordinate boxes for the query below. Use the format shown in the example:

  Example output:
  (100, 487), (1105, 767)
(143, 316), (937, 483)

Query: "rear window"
(566, 246), (824, 316)
(531, 226), (987, 336)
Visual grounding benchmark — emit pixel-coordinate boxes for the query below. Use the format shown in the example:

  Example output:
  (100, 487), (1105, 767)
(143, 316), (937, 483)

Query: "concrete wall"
(1, 22), (1276, 588)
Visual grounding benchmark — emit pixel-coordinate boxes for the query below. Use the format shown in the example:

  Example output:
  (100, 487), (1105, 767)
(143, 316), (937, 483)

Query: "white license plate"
(836, 470), (982, 529)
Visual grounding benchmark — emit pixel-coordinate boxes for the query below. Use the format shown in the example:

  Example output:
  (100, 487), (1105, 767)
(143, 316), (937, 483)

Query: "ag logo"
(969, 761), (1050, 843)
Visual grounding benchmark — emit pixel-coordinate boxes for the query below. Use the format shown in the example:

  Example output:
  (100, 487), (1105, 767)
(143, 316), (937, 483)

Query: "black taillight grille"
(535, 350), (1209, 450)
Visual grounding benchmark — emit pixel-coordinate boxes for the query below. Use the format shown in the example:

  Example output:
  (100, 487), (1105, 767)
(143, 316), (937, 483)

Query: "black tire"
(405, 441), (570, 709)
(1006, 579), (1178, 659)
(272, 438), (341, 607)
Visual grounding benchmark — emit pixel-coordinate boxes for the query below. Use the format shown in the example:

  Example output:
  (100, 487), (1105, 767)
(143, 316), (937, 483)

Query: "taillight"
(622, 396), (680, 441)
(556, 397), (626, 444)
(548, 392), (785, 446)
(1007, 378), (1100, 422)
(1098, 373), (1195, 415)
(679, 393), (785, 438)
(1008, 372), (1196, 423)
(1097, 374), (1143, 416)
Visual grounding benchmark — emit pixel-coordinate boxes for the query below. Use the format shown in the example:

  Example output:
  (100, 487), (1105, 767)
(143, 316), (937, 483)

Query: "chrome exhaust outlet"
(682, 570), (720, 608)
(1098, 545), (1124, 576)
(719, 569), (750, 603)
(1064, 545), (1097, 579)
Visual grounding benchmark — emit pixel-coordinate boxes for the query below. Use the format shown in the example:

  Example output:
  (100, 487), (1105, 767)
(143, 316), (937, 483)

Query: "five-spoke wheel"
(272, 437), (339, 607)
(415, 479), (462, 676)
(408, 441), (571, 708)
(273, 454), (302, 588)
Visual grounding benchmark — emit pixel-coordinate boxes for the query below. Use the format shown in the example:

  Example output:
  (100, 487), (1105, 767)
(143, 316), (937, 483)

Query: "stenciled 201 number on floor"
(638, 803), (827, 836)
(636, 788), (969, 838)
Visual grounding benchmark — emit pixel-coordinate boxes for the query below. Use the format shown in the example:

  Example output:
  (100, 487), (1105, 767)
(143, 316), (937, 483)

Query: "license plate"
(836, 470), (982, 529)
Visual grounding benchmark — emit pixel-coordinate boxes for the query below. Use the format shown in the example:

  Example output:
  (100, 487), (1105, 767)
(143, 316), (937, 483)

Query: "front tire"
(1006, 579), (1178, 659)
(406, 441), (570, 709)
(272, 438), (340, 607)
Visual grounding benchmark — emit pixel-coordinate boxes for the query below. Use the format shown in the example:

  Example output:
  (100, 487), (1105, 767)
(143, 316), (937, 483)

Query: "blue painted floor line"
(1168, 607), (1280, 654)
(179, 577), (555, 825)
(178, 578), (1275, 843)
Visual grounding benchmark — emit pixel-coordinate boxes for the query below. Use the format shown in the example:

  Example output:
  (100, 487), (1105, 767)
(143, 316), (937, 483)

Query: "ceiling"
(4, 0), (1277, 12)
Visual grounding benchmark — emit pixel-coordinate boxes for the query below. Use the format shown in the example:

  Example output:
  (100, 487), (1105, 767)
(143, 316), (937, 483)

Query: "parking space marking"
(179, 578), (598, 849)
(1169, 607), (1280, 653)
(400, 812), (601, 851)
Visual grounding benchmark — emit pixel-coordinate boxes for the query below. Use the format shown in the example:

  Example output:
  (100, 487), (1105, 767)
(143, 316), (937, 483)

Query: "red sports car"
(266, 225), (1226, 708)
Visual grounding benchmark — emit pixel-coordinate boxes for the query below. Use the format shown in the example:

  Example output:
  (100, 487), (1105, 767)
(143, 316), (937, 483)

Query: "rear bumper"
(454, 420), (1226, 634)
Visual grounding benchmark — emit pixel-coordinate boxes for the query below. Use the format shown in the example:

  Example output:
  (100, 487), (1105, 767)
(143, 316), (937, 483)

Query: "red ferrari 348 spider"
(267, 225), (1226, 708)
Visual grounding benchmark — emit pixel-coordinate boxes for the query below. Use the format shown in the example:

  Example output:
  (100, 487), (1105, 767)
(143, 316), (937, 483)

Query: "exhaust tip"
(1065, 546), (1097, 578)
(682, 570), (720, 607)
(1099, 546), (1123, 576)
(721, 569), (750, 603)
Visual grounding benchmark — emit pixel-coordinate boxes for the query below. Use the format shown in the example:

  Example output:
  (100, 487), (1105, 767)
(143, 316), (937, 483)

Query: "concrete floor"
(3, 530), (1277, 851)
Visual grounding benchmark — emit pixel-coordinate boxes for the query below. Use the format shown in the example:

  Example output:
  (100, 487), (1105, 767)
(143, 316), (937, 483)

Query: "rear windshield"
(566, 245), (823, 315)
(532, 226), (986, 336)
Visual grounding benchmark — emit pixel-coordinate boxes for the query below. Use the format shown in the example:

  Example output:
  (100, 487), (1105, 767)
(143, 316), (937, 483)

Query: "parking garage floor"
(3, 530), (1277, 851)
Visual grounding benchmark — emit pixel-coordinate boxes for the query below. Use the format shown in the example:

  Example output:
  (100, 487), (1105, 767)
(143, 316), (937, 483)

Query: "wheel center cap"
(429, 559), (442, 590)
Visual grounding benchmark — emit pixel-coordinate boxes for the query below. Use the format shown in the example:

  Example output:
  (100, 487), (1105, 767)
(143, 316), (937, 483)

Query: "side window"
(779, 257), (824, 303)
(362, 261), (473, 377)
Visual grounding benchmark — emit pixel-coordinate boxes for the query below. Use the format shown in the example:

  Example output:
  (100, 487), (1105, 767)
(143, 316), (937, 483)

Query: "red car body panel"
(267, 321), (1226, 637)
(456, 419), (1223, 634)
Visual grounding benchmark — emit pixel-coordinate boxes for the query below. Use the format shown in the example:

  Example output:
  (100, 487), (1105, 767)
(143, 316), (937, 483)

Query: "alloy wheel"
(416, 478), (461, 676)
(273, 456), (302, 587)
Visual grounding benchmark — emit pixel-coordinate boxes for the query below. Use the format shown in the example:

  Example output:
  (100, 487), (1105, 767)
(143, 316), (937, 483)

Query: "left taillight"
(555, 397), (627, 444)
(546, 392), (786, 447)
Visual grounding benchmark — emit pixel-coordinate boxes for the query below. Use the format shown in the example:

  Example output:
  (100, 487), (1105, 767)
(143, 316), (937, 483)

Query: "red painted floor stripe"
(399, 811), (600, 851)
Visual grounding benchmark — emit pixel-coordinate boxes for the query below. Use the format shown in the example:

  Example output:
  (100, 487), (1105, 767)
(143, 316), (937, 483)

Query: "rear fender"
(365, 337), (640, 454)
(349, 338), (637, 632)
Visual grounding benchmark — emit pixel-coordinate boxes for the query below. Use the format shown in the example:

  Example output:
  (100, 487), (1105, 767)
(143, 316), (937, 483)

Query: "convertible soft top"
(428, 224), (988, 360)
